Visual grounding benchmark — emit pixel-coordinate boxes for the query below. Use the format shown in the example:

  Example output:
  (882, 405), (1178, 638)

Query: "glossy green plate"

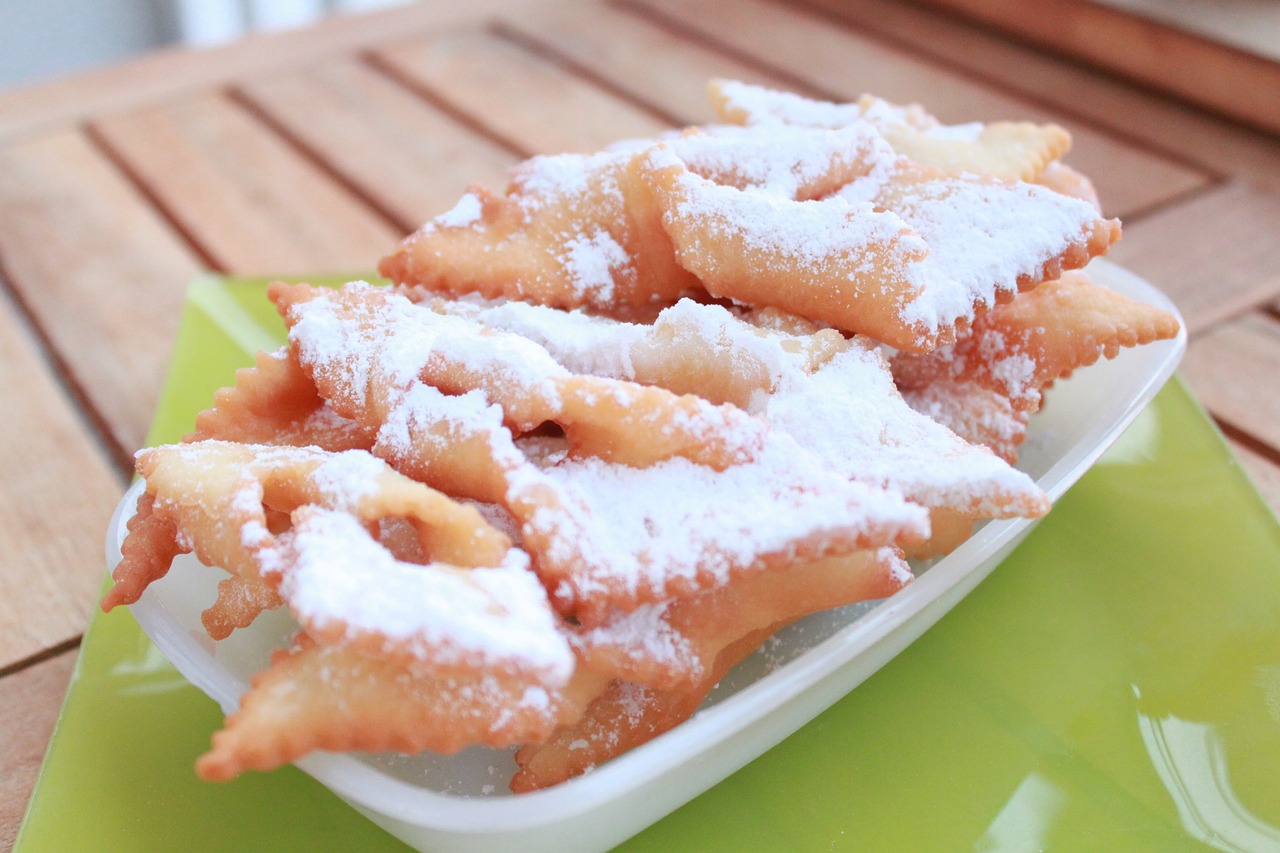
(17, 275), (1280, 852)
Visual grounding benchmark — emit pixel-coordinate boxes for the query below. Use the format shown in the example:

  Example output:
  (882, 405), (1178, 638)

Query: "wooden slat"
(1107, 182), (1280, 335)
(624, 0), (1211, 220)
(0, 651), (77, 852)
(0, 0), (553, 145)
(799, 0), (1280, 192)
(91, 92), (403, 275)
(906, 0), (1280, 135)
(1180, 312), (1280, 451)
(235, 57), (519, 232)
(0, 130), (202, 453)
(1226, 439), (1280, 517)
(374, 27), (672, 156)
(0, 283), (120, 669)
(496, 1), (786, 125)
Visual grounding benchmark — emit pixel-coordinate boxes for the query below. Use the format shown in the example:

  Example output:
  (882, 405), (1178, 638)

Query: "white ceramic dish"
(108, 260), (1185, 853)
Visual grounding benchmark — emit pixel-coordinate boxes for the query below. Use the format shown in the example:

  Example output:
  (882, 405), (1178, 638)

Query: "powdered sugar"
(309, 450), (385, 508)
(435, 192), (483, 228)
(513, 150), (624, 210)
(887, 178), (1103, 330)
(560, 229), (629, 303)
(279, 508), (574, 683)
(575, 602), (699, 680)
(763, 342), (1043, 515)
(666, 163), (915, 274)
(513, 432), (926, 610)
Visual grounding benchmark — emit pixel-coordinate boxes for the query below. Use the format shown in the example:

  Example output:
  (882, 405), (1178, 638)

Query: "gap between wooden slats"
(0, 276), (121, 670)
(1181, 313), (1280, 458)
(1223, 436), (1280, 517)
(0, 651), (78, 852)
(89, 91), (403, 275)
(371, 26), (673, 158)
(0, 130), (202, 456)
(905, 0), (1280, 137)
(1109, 181), (1280, 336)
(232, 57), (520, 232)
(618, 0), (1210, 220)
(0, 0), (556, 146)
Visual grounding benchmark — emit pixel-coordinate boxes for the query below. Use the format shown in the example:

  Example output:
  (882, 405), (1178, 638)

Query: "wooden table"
(2, 0), (1279, 847)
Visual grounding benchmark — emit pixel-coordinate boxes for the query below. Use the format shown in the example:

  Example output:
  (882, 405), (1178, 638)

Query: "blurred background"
(0, 0), (412, 89)
(3, 0), (1279, 92)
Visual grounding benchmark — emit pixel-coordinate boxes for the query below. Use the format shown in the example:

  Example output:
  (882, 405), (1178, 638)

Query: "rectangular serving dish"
(108, 260), (1185, 853)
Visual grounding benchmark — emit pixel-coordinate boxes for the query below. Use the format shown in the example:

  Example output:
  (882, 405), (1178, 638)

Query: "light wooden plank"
(235, 57), (519, 231)
(497, 1), (788, 125)
(0, 130), (202, 453)
(0, 0), (553, 145)
(625, 0), (1211, 220)
(906, 0), (1280, 135)
(1180, 312), (1280, 452)
(1226, 439), (1280, 519)
(374, 27), (672, 157)
(798, 0), (1280, 192)
(91, 91), (403, 275)
(0, 285), (121, 670)
(1108, 182), (1280, 335)
(0, 652), (77, 852)
(1096, 0), (1280, 64)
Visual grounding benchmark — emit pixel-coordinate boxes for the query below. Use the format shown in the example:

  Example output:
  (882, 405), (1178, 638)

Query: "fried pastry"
(424, 295), (1050, 556)
(188, 345), (375, 451)
(196, 635), (607, 782)
(103, 79), (1182, 793)
(893, 270), (1181, 461)
(273, 282), (929, 623)
(707, 78), (1071, 183)
(574, 547), (909, 690)
(640, 134), (1119, 351)
(380, 86), (1119, 352)
(377, 148), (702, 314)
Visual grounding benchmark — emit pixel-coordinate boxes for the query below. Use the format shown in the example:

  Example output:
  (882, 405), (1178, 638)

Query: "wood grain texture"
(1226, 439), (1280, 518)
(0, 651), (76, 853)
(905, 0), (1280, 135)
(1181, 312), (1280, 451)
(0, 648), (76, 845)
(0, 130), (201, 454)
(91, 92), (403, 275)
(0, 284), (119, 670)
(0, 0), (552, 145)
(497, 1), (788, 125)
(235, 57), (519, 232)
(1108, 182), (1280, 336)
(374, 27), (673, 156)
(797, 0), (1280, 193)
(0, 0), (1277, 845)
(624, 0), (1210, 220)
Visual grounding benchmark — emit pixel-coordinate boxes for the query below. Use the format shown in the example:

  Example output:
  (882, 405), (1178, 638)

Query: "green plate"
(17, 275), (1280, 852)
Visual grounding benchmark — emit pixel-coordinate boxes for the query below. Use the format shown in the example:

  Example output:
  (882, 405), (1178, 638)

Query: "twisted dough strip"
(274, 282), (925, 625)
(196, 634), (608, 782)
(707, 78), (1072, 184)
(573, 547), (910, 690)
(188, 345), (375, 451)
(514, 549), (908, 791)
(640, 139), (1120, 352)
(893, 270), (1181, 463)
(377, 148), (702, 314)
(270, 281), (764, 473)
(103, 442), (514, 646)
(512, 631), (769, 793)
(421, 295), (1050, 557)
